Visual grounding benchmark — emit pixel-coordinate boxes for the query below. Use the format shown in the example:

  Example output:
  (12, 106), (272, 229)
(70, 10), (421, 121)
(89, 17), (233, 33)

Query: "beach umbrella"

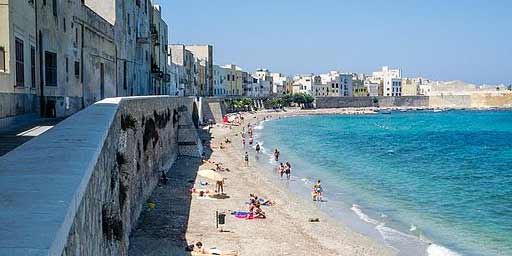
(197, 169), (223, 182)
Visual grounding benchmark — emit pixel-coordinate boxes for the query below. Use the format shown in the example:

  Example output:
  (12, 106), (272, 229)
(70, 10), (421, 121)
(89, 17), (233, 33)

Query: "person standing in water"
(285, 162), (291, 180)
(312, 180), (323, 201)
(274, 149), (280, 161)
(255, 143), (261, 154)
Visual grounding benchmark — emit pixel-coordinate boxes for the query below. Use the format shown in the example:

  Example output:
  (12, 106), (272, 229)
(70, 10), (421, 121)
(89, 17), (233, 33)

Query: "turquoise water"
(258, 111), (512, 256)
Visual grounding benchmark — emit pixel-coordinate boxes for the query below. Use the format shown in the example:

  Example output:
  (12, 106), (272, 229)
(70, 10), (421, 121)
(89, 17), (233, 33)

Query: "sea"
(253, 110), (512, 256)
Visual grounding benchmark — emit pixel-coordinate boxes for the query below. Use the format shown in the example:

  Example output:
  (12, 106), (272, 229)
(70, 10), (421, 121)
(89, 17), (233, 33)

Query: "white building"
(364, 80), (380, 97)
(270, 72), (290, 95)
(293, 74), (315, 95)
(372, 66), (402, 96)
(213, 65), (227, 96)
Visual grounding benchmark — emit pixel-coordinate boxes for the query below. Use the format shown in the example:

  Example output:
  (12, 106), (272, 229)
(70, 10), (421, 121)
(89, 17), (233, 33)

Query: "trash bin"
(218, 212), (226, 225)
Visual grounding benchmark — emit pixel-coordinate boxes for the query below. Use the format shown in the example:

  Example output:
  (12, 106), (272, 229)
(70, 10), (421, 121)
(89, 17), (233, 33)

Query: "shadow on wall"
(128, 122), (214, 256)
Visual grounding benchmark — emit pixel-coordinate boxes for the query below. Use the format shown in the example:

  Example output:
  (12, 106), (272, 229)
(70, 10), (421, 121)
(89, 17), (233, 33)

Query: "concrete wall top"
(0, 98), (122, 255)
(0, 96), (192, 255)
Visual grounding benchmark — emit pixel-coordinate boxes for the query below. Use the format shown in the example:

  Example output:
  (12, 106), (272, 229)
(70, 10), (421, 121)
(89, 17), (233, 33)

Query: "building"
(169, 44), (196, 96)
(364, 80), (380, 97)
(253, 69), (273, 96)
(401, 78), (418, 96)
(293, 74), (314, 95)
(270, 73), (291, 95)
(371, 66), (402, 96)
(213, 65), (227, 96)
(312, 71), (353, 97)
(35, 0), (118, 117)
(352, 74), (368, 96)
(86, 0), (153, 97)
(150, 5), (169, 95)
(222, 64), (243, 96)
(185, 45), (213, 96)
(0, 0), (38, 119)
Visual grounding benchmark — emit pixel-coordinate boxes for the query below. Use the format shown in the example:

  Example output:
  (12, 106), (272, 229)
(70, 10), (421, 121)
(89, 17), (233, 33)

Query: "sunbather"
(186, 241), (238, 255)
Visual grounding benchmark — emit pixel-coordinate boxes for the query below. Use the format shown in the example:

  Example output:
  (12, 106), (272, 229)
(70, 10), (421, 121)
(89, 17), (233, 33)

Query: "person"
(249, 137), (253, 145)
(285, 162), (291, 180)
(244, 152), (249, 167)
(242, 138), (246, 147)
(216, 179), (224, 194)
(278, 163), (285, 178)
(255, 143), (261, 153)
(186, 241), (238, 255)
(274, 149), (280, 161)
(313, 180), (323, 201)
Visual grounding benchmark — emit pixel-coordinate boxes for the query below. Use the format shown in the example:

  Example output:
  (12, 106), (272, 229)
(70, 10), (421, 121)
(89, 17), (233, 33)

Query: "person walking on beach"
(242, 138), (246, 147)
(244, 152), (249, 167)
(249, 137), (254, 145)
(255, 143), (261, 154)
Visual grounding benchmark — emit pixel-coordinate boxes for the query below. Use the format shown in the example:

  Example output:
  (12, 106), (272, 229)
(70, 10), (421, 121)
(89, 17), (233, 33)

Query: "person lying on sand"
(186, 241), (238, 255)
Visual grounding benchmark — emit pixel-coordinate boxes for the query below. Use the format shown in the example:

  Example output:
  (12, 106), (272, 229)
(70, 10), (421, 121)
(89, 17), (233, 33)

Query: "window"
(0, 47), (5, 72)
(65, 57), (68, 74)
(15, 38), (24, 87)
(52, 0), (57, 16)
(63, 17), (66, 32)
(100, 63), (105, 99)
(30, 46), (35, 88)
(74, 61), (79, 78)
(136, 0), (140, 7)
(45, 51), (57, 87)
(123, 61), (127, 89)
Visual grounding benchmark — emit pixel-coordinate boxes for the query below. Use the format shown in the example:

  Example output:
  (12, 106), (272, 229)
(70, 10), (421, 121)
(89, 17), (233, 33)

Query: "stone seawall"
(0, 96), (201, 256)
(315, 96), (430, 108)
(315, 95), (512, 109)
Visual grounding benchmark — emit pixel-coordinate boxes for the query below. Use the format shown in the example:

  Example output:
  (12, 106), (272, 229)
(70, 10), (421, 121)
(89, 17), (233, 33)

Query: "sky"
(156, 0), (512, 85)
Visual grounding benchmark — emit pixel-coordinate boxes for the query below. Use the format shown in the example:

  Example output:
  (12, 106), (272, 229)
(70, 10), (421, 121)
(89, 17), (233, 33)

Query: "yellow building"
(222, 64), (243, 96)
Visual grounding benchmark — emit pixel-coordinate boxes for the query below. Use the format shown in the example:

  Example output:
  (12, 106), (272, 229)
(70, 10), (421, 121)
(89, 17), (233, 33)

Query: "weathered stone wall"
(315, 95), (512, 109)
(0, 96), (200, 256)
(0, 92), (38, 119)
(315, 96), (430, 108)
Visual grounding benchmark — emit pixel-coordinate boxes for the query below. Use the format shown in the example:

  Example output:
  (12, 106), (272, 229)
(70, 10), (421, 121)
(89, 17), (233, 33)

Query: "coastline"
(130, 108), (396, 256)
(131, 107), (512, 255)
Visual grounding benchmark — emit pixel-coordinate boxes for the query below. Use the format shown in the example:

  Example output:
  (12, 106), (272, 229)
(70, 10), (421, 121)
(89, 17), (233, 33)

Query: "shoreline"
(129, 108), (397, 255)
(130, 107), (512, 255)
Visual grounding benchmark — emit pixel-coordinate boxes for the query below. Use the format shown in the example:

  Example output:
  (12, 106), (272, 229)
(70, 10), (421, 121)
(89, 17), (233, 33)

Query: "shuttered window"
(15, 38), (24, 87)
(0, 47), (5, 72)
(45, 51), (57, 87)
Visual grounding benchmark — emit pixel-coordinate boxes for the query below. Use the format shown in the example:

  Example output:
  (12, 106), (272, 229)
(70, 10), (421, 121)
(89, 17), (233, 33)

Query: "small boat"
(379, 110), (392, 115)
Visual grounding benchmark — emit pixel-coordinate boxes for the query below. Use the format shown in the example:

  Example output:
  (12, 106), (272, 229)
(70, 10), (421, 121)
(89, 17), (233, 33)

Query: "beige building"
(86, 0), (153, 97)
(33, 0), (117, 117)
(222, 64), (243, 96)
(150, 5), (169, 95)
(169, 44), (196, 96)
(186, 45), (213, 96)
(0, 0), (39, 119)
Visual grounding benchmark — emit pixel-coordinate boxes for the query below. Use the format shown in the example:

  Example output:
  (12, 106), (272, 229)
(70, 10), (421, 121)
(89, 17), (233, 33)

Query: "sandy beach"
(129, 108), (395, 256)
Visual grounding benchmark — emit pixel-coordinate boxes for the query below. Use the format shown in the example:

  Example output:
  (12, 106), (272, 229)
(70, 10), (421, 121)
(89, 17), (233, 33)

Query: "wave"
(427, 244), (461, 256)
(351, 204), (380, 225)
(352, 205), (461, 256)
(253, 120), (266, 130)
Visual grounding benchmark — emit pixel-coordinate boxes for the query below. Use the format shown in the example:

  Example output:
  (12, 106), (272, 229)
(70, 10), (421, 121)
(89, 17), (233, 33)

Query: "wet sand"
(129, 109), (395, 256)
